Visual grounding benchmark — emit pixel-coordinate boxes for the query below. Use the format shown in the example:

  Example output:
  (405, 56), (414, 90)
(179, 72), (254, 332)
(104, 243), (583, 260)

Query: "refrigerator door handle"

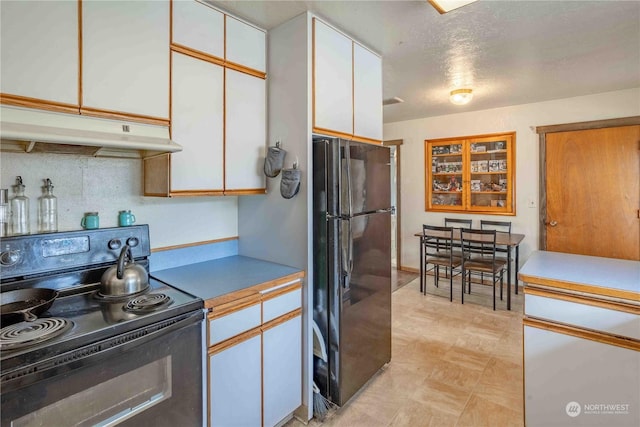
(339, 217), (354, 281)
(347, 218), (354, 275)
(345, 140), (353, 218)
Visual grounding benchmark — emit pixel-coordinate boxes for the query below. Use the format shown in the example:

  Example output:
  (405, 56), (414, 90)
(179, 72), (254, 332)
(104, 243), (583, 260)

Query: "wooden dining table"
(414, 230), (525, 310)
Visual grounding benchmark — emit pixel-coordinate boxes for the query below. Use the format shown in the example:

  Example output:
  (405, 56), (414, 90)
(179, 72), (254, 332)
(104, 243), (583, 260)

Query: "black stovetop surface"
(0, 278), (203, 374)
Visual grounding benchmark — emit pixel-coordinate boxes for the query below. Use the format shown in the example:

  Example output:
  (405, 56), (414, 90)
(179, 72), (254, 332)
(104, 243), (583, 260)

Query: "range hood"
(0, 106), (182, 159)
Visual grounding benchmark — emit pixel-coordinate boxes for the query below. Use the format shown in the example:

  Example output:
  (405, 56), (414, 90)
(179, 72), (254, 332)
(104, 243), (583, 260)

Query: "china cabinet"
(425, 132), (515, 214)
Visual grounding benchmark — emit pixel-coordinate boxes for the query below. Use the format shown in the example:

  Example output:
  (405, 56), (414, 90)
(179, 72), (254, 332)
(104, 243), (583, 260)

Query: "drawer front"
(525, 293), (640, 340)
(208, 303), (261, 346)
(262, 288), (302, 323)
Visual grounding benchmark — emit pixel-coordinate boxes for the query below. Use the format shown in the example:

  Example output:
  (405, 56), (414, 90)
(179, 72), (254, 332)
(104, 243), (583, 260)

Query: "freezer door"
(335, 211), (391, 406)
(340, 140), (392, 216)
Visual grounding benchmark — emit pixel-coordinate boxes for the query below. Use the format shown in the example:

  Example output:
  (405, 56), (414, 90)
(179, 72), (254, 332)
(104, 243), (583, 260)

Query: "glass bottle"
(10, 176), (30, 235)
(38, 178), (58, 233)
(0, 189), (10, 237)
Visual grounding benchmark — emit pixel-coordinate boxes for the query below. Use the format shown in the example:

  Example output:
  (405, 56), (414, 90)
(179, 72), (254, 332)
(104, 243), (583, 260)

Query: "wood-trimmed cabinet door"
(170, 52), (224, 194)
(225, 16), (266, 74)
(82, 0), (169, 121)
(263, 314), (302, 427)
(0, 0), (79, 110)
(172, 0), (224, 59)
(353, 42), (382, 142)
(225, 69), (266, 194)
(313, 18), (353, 137)
(209, 333), (262, 427)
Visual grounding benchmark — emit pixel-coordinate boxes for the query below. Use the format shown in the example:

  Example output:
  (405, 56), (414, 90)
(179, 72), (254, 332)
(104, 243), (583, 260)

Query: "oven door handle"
(0, 310), (203, 392)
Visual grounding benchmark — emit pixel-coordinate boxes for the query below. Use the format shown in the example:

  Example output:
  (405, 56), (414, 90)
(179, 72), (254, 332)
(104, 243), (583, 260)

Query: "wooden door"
(545, 125), (639, 260)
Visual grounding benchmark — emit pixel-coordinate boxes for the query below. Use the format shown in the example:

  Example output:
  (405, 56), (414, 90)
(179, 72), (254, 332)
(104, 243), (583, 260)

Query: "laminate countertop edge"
(151, 255), (305, 308)
(518, 251), (640, 303)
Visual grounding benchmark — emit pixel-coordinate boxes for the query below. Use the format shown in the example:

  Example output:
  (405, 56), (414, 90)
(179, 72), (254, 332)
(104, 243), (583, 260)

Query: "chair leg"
(492, 274), (496, 311)
(449, 267), (453, 302)
(461, 267), (465, 304)
(435, 265), (439, 288)
(423, 263), (428, 295)
(500, 270), (504, 300)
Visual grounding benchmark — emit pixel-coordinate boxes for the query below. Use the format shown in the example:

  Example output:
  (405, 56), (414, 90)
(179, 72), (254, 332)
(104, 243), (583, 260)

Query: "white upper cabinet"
(353, 43), (383, 141)
(172, 0), (224, 59)
(0, 1), (78, 107)
(171, 52), (224, 192)
(313, 19), (353, 136)
(82, 1), (169, 119)
(225, 16), (266, 73)
(225, 69), (266, 192)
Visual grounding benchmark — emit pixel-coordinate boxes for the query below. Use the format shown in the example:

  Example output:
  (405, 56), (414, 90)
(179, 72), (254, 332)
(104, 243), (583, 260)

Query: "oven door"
(1, 310), (203, 427)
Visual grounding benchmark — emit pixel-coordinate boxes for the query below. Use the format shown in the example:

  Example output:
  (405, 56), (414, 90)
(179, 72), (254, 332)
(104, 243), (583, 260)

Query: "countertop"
(518, 250), (640, 302)
(151, 255), (304, 308)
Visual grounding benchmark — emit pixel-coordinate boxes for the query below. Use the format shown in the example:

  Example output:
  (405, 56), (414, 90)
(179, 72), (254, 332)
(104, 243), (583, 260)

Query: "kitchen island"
(153, 255), (305, 427)
(519, 251), (639, 427)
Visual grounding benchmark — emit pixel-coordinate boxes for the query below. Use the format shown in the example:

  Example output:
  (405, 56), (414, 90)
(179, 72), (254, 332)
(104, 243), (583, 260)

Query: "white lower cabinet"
(207, 281), (302, 427)
(263, 315), (302, 427)
(209, 333), (262, 427)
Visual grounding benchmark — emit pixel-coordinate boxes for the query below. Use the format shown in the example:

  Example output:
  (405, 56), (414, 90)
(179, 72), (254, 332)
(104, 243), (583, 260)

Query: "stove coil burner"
(123, 293), (172, 313)
(0, 318), (73, 350)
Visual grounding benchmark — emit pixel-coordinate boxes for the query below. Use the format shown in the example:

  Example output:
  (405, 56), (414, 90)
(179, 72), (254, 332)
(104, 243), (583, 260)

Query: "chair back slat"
(422, 224), (455, 255)
(460, 228), (497, 262)
(480, 220), (511, 234)
(444, 218), (472, 229)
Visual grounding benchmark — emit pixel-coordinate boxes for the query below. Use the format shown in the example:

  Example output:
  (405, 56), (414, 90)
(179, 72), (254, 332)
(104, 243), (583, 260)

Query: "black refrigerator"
(312, 136), (392, 407)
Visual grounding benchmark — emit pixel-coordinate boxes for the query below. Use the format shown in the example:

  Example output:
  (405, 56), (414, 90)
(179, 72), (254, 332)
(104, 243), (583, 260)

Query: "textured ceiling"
(209, 0), (640, 123)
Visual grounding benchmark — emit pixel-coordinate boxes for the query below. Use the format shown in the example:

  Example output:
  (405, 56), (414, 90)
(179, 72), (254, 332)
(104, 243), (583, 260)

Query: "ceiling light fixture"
(449, 88), (473, 105)
(428, 0), (478, 14)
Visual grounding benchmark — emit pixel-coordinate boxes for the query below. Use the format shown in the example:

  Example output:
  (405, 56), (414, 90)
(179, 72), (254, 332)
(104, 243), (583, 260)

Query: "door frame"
(535, 116), (640, 250)
(383, 139), (403, 269)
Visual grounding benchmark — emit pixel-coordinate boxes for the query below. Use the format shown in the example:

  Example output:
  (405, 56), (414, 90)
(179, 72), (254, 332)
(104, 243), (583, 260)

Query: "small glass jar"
(38, 178), (58, 233)
(0, 189), (10, 237)
(10, 176), (30, 235)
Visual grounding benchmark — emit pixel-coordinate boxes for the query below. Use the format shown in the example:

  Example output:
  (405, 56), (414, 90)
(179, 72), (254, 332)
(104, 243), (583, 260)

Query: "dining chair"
(444, 217), (472, 229)
(480, 219), (512, 286)
(422, 225), (462, 301)
(460, 228), (507, 310)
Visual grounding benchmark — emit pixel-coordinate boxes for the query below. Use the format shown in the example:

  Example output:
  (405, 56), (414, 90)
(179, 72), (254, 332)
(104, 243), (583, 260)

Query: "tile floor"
(288, 275), (524, 427)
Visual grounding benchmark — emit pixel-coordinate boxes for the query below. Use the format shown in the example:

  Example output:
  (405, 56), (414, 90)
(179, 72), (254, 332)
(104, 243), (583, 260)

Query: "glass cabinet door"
(425, 132), (515, 215)
(427, 142), (465, 211)
(468, 135), (512, 213)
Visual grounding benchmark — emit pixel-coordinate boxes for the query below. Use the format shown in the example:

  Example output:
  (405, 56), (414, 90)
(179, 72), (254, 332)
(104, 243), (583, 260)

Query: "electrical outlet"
(527, 198), (537, 208)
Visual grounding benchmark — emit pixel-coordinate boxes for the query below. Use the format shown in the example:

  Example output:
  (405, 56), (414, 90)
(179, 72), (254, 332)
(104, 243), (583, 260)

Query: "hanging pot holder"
(264, 144), (287, 178)
(280, 166), (301, 199)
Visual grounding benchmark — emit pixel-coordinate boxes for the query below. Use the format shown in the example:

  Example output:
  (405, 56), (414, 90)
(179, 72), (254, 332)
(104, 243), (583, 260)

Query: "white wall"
(384, 87), (640, 271)
(237, 12), (314, 420)
(0, 152), (238, 248)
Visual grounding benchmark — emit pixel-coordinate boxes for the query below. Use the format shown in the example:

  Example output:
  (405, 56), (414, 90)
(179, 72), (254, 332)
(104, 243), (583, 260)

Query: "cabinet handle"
(546, 220), (558, 227)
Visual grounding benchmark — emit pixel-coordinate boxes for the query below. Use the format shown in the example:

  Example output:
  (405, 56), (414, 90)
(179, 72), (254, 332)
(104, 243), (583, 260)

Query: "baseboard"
(399, 266), (419, 274)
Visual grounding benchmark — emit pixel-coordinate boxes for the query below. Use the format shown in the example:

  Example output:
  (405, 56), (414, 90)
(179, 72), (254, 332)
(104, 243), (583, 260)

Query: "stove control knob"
(108, 239), (122, 250)
(126, 237), (139, 247)
(0, 249), (21, 266)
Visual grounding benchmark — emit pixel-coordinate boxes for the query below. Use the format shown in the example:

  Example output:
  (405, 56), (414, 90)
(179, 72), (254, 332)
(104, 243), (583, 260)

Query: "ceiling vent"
(383, 97), (405, 106)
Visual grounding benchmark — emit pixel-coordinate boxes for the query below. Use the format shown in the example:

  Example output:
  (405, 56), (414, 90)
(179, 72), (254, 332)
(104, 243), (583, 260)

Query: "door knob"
(546, 220), (558, 227)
